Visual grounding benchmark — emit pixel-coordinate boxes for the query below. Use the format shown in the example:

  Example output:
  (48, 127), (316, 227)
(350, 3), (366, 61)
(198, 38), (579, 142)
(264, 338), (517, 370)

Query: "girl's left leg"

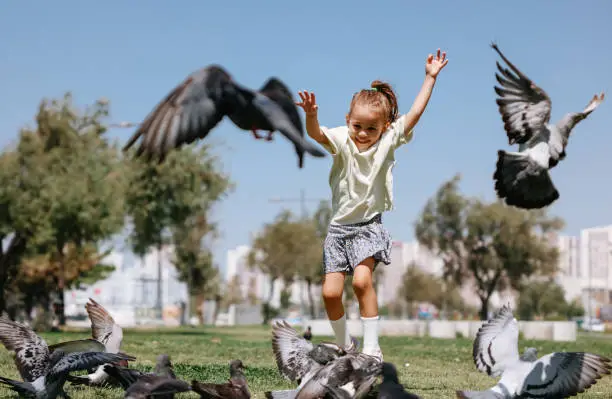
(352, 257), (382, 360)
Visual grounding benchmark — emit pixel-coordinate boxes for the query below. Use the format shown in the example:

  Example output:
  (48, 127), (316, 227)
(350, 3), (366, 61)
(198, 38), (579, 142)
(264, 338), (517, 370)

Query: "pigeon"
(271, 320), (358, 386)
(191, 359), (251, 398)
(377, 362), (421, 399)
(122, 65), (326, 167)
(303, 326), (312, 341)
(268, 321), (379, 399)
(66, 297), (128, 387)
(265, 353), (381, 399)
(0, 317), (135, 399)
(102, 353), (177, 393)
(124, 376), (191, 399)
(455, 304), (612, 398)
(490, 42), (605, 209)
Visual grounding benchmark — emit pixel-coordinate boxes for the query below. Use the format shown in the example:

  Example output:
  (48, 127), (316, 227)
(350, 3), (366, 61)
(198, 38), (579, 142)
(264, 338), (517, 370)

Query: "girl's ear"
(345, 114), (350, 126)
(384, 121), (391, 131)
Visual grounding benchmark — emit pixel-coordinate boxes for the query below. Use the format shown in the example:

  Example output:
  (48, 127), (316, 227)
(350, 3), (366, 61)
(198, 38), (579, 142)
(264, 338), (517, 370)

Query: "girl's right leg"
(322, 271), (349, 346)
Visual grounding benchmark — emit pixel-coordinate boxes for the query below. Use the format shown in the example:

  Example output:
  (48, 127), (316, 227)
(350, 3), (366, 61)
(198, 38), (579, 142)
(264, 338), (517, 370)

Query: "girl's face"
(346, 103), (390, 152)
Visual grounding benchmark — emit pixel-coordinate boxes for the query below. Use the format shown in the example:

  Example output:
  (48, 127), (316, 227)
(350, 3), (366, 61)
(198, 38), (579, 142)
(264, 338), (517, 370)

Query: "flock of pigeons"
(120, 42), (605, 210)
(0, 299), (610, 398)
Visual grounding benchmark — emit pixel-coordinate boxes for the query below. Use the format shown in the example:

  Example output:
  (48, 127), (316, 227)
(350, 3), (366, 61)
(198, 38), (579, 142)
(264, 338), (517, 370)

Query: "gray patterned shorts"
(322, 213), (392, 275)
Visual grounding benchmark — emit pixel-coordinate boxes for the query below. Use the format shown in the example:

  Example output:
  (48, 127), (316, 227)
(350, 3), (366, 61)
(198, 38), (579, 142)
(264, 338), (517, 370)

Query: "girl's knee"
(322, 278), (344, 302)
(352, 274), (373, 295)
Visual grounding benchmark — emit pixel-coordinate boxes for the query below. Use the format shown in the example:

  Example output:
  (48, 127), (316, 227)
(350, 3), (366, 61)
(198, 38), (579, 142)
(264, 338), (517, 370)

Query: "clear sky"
(1, 1), (611, 276)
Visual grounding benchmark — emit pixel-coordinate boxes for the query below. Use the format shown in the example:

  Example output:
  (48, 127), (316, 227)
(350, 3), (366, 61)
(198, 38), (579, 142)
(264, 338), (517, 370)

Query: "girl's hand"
(425, 48), (449, 78)
(296, 91), (319, 116)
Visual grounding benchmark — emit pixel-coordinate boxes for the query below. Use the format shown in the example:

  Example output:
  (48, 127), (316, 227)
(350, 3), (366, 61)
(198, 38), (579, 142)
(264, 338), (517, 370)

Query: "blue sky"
(2, 1), (611, 276)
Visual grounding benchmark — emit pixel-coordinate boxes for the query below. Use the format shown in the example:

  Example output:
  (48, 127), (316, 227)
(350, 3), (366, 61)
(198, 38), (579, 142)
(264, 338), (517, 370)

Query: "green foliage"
(415, 174), (564, 319)
(125, 143), (232, 256)
(518, 278), (584, 320)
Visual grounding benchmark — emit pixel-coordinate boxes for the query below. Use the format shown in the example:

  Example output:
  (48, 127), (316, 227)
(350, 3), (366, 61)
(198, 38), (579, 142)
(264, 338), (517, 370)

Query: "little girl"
(296, 49), (449, 361)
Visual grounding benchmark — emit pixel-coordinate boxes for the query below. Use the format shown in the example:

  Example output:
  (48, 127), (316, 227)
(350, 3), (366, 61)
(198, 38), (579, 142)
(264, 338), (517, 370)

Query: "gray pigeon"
(377, 362), (421, 399)
(103, 353), (179, 398)
(490, 42), (605, 209)
(271, 320), (359, 387)
(66, 298), (128, 387)
(265, 353), (381, 399)
(456, 304), (612, 398)
(122, 65), (326, 167)
(0, 317), (135, 399)
(191, 359), (251, 398)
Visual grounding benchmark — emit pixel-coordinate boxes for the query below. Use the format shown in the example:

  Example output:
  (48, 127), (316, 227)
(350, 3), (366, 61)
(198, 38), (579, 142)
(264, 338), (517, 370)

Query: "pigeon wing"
(472, 304), (520, 377)
(250, 92), (326, 162)
(520, 352), (612, 397)
(48, 338), (106, 354)
(191, 380), (245, 399)
(85, 297), (123, 353)
(271, 321), (319, 382)
(103, 364), (145, 389)
(126, 375), (191, 396)
(0, 317), (50, 382)
(123, 64), (235, 161)
(49, 352), (135, 378)
(491, 43), (552, 145)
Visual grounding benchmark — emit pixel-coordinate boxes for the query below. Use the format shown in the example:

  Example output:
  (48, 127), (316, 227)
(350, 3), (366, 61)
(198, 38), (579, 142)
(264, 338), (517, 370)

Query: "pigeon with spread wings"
(123, 65), (326, 167)
(456, 304), (612, 398)
(0, 317), (135, 399)
(491, 42), (604, 209)
(66, 297), (128, 387)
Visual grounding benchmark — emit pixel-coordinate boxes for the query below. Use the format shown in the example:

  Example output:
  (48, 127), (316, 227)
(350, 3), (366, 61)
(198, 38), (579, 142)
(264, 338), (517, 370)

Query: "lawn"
(1, 325), (611, 398)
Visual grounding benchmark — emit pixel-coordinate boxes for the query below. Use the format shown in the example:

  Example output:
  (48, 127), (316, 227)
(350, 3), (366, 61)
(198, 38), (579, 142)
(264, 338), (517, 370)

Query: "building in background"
(64, 244), (188, 327)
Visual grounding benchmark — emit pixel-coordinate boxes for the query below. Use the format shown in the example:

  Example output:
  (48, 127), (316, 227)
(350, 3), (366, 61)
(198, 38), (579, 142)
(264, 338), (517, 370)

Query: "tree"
(1, 93), (127, 323)
(246, 276), (259, 305)
(518, 278), (577, 320)
(172, 211), (220, 322)
(399, 263), (443, 316)
(415, 175), (563, 320)
(247, 210), (306, 323)
(125, 143), (232, 316)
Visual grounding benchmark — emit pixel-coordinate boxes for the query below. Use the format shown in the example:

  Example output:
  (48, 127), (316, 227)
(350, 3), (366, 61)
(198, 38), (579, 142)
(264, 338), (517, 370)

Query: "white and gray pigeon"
(266, 321), (380, 399)
(490, 42), (605, 210)
(455, 304), (612, 398)
(66, 297), (126, 387)
(0, 317), (135, 399)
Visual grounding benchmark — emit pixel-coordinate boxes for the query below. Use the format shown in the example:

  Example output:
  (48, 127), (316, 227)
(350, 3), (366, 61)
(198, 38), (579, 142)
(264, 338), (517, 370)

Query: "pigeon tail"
(456, 389), (505, 399)
(264, 389), (298, 399)
(493, 150), (559, 209)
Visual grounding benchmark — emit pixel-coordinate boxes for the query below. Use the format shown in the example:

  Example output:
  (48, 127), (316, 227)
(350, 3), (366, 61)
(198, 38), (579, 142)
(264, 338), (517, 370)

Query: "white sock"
(329, 313), (350, 346)
(361, 316), (380, 354)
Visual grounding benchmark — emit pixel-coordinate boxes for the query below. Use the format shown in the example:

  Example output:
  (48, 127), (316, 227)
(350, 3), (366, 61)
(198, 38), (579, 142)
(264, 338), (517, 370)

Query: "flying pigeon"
(65, 297), (128, 387)
(122, 65), (326, 167)
(455, 304), (612, 398)
(490, 42), (605, 209)
(271, 320), (358, 386)
(265, 353), (381, 399)
(191, 359), (251, 398)
(377, 362), (421, 399)
(0, 317), (135, 399)
(268, 321), (379, 399)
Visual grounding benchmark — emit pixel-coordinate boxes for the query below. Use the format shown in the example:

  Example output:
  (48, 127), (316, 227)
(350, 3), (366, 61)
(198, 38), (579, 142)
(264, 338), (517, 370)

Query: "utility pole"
(268, 189), (325, 220)
(268, 189), (328, 319)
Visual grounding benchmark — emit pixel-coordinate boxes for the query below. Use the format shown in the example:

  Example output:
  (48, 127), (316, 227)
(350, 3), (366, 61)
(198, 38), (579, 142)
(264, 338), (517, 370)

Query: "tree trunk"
(156, 243), (163, 319)
(306, 279), (315, 318)
(0, 234), (27, 317)
(55, 241), (66, 327)
(479, 296), (490, 321)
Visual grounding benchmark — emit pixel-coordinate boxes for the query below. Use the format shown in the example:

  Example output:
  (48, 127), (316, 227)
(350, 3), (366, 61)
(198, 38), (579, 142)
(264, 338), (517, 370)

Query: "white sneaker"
(363, 346), (383, 362)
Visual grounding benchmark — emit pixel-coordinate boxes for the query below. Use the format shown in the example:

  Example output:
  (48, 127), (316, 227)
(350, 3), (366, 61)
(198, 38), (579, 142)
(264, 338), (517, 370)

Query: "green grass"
(1, 325), (611, 398)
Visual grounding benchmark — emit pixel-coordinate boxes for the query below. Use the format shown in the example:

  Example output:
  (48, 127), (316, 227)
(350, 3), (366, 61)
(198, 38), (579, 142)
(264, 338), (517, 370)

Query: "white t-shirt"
(320, 115), (414, 225)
